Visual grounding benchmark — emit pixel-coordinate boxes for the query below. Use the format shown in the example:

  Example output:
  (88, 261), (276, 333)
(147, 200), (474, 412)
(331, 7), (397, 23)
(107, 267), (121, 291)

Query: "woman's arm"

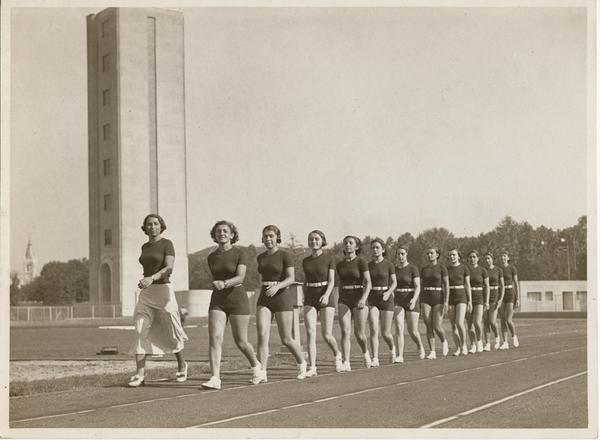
(384, 274), (397, 301)
(139, 255), (174, 289)
(319, 269), (336, 302)
(265, 266), (295, 296)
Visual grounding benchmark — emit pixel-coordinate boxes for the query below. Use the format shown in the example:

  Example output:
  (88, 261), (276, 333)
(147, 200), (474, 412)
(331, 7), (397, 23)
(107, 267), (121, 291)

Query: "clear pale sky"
(9, 5), (588, 271)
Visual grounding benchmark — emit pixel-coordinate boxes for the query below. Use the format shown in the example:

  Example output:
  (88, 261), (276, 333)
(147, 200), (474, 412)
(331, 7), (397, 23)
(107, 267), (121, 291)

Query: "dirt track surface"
(9, 319), (590, 432)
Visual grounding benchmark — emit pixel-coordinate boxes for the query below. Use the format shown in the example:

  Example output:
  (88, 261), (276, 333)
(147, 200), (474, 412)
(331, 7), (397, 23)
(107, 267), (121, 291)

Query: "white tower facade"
(87, 8), (189, 316)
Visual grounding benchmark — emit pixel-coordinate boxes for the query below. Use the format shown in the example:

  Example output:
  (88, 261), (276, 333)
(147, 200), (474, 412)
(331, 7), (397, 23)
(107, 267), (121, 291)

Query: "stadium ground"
(9, 318), (592, 432)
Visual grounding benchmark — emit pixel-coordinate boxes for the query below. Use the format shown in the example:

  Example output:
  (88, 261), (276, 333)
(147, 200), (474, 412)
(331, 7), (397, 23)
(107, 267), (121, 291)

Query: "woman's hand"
(265, 285), (279, 297)
(357, 298), (366, 309)
(467, 301), (473, 314)
(443, 302), (448, 317)
(382, 291), (392, 302)
(409, 297), (418, 311)
(138, 276), (153, 289)
(212, 280), (226, 291)
(319, 294), (330, 305)
(484, 302), (490, 311)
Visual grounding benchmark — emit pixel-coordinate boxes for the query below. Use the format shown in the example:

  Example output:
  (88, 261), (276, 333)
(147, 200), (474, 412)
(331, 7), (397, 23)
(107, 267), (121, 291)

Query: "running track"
(10, 319), (591, 430)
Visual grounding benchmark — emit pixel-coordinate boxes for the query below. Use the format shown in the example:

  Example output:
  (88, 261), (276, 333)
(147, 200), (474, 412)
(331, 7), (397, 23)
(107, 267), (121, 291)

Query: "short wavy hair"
(210, 220), (239, 244)
(141, 214), (167, 233)
(342, 235), (362, 255)
(370, 237), (388, 256)
(448, 247), (462, 259)
(427, 247), (441, 258)
(308, 230), (327, 247)
(262, 224), (282, 244)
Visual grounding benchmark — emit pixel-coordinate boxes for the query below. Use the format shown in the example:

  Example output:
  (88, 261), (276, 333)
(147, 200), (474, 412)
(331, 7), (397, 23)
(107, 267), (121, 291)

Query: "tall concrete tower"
(87, 8), (189, 316)
(19, 238), (38, 286)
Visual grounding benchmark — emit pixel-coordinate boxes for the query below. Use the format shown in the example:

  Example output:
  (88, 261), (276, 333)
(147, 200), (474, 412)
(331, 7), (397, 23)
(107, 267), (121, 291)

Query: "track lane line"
(184, 346), (586, 428)
(419, 371), (587, 428)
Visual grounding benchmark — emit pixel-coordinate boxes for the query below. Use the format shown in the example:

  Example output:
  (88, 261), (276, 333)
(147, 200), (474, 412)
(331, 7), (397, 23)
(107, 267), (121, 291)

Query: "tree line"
(11, 215), (586, 305)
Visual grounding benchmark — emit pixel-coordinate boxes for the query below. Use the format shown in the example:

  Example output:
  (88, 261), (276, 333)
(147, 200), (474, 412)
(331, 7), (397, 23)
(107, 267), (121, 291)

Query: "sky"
(8, 4), (589, 272)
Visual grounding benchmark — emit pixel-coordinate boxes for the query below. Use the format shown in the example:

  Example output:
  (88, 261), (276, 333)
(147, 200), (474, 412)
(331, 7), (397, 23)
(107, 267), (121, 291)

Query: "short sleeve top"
(336, 257), (368, 287)
(257, 249), (294, 282)
(208, 246), (247, 281)
(501, 264), (518, 286)
(368, 259), (395, 287)
(420, 264), (448, 288)
(395, 264), (420, 289)
(303, 253), (336, 283)
(487, 266), (504, 287)
(139, 238), (175, 284)
(447, 264), (470, 286)
(469, 266), (489, 288)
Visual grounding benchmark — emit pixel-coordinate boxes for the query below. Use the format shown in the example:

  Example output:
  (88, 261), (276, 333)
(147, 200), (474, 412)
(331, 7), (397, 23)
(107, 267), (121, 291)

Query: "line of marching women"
(127, 214), (520, 389)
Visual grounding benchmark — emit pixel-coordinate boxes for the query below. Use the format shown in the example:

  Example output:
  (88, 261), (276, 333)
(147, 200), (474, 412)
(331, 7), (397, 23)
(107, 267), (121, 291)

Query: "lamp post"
(560, 237), (571, 280)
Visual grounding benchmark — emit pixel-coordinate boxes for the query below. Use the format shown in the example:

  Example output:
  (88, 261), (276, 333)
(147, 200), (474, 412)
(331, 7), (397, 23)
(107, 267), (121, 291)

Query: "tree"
(36, 259), (89, 305)
(10, 271), (22, 305)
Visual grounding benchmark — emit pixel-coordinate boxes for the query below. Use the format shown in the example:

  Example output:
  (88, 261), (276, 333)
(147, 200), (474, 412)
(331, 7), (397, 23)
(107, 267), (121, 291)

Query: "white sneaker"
(175, 362), (188, 383)
(426, 350), (437, 360)
(469, 344), (477, 354)
(305, 366), (318, 378)
(393, 356), (404, 364)
(342, 361), (351, 372)
(390, 348), (396, 363)
(462, 345), (469, 356)
(201, 376), (221, 390)
(371, 358), (380, 367)
(250, 365), (267, 385)
(500, 341), (509, 350)
(513, 335), (520, 348)
(419, 347), (426, 360)
(483, 342), (491, 352)
(442, 340), (449, 357)
(453, 348), (461, 356)
(494, 338), (500, 350)
(296, 361), (307, 379)
(335, 354), (343, 372)
(127, 374), (145, 387)
(476, 341), (484, 353)
(364, 353), (372, 368)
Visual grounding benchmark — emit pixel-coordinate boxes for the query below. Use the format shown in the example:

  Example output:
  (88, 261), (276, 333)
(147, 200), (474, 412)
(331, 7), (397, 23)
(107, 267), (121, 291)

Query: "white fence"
(10, 304), (122, 321)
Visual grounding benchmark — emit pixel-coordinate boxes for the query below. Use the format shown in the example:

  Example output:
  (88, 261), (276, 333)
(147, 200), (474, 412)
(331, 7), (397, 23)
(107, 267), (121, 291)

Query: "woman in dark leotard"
(255, 225), (307, 380)
(336, 235), (373, 370)
(466, 250), (489, 354)
(483, 252), (505, 350)
(392, 245), (425, 362)
(367, 238), (397, 366)
(447, 248), (472, 356)
(128, 214), (188, 387)
(499, 251), (520, 349)
(302, 230), (342, 377)
(201, 220), (264, 390)
(420, 247), (449, 359)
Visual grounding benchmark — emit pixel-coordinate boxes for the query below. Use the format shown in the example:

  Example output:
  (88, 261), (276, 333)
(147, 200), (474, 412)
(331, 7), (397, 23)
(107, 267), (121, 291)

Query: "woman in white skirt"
(128, 214), (188, 387)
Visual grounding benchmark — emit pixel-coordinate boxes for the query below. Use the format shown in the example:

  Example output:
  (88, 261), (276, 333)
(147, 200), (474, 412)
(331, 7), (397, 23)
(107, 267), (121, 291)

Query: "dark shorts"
(488, 301), (498, 311)
(367, 291), (394, 311)
(449, 288), (467, 306)
(257, 286), (296, 313)
(338, 288), (363, 309)
(421, 289), (443, 306)
(471, 289), (484, 306)
(304, 285), (336, 309)
(209, 285), (250, 316)
(489, 288), (499, 304)
(503, 287), (516, 304)
(394, 290), (419, 312)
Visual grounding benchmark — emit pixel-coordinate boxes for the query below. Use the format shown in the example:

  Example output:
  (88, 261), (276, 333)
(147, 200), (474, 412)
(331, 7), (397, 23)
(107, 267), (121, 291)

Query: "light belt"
(505, 284), (514, 289)
(341, 285), (363, 290)
(371, 286), (388, 291)
(306, 281), (328, 287)
(449, 285), (464, 290)
(261, 281), (278, 286)
(395, 288), (415, 292)
(489, 286), (499, 290)
(423, 287), (442, 291)
(471, 287), (483, 291)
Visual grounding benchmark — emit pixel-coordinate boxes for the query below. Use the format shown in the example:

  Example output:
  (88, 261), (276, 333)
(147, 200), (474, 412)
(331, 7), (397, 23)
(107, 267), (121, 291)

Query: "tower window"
(103, 194), (112, 211)
(102, 89), (110, 106)
(102, 54), (110, 72)
(104, 229), (112, 246)
(103, 158), (111, 176)
(103, 123), (111, 141)
(101, 20), (109, 37)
